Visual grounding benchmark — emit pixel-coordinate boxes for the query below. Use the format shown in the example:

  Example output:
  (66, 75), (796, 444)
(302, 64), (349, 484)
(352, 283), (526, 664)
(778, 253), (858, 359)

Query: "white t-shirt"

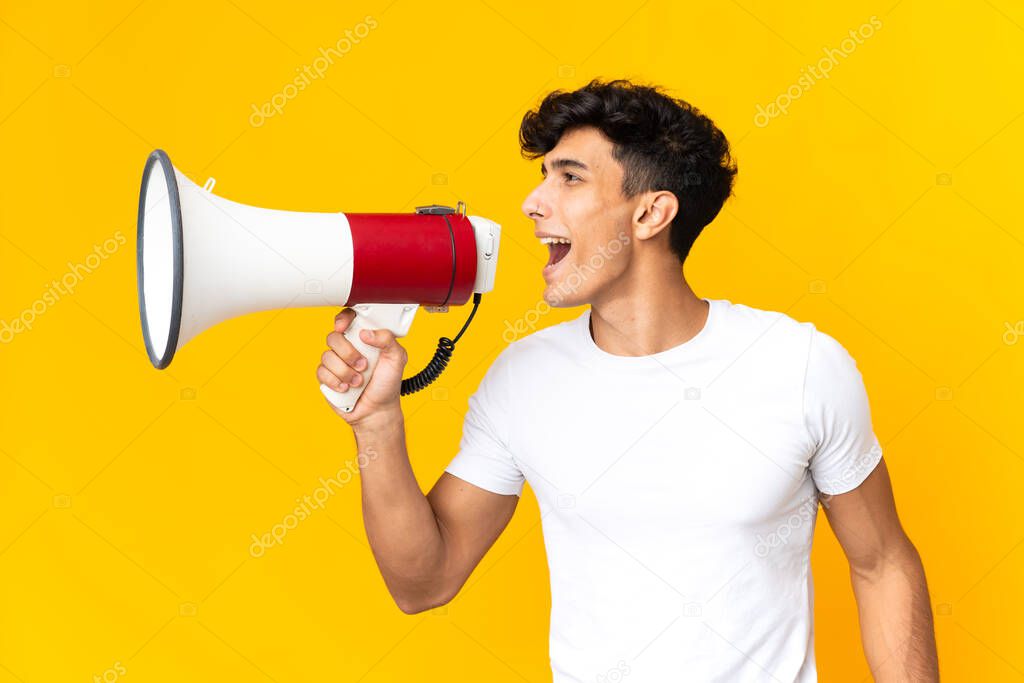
(445, 298), (883, 682)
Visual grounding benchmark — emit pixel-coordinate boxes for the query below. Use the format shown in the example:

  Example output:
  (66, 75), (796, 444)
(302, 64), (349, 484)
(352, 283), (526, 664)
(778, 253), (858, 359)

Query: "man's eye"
(564, 173), (581, 184)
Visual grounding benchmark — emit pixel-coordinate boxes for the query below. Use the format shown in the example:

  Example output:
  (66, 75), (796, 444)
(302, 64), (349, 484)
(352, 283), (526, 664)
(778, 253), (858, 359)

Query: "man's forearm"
(352, 409), (448, 612)
(851, 540), (939, 681)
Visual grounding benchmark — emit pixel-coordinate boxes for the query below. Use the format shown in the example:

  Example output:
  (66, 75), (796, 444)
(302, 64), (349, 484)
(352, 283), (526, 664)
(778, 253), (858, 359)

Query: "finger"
(334, 308), (357, 332)
(326, 330), (368, 370)
(359, 328), (396, 349)
(320, 349), (364, 387)
(360, 327), (407, 366)
(359, 329), (407, 363)
(317, 364), (349, 392)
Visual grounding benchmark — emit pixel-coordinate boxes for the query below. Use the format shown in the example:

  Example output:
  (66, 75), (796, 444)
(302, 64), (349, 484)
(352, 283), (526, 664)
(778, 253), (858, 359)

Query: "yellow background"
(2, 0), (1023, 680)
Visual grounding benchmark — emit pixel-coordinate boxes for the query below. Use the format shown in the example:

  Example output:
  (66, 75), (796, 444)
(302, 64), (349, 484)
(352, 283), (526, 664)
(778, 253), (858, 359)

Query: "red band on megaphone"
(344, 213), (477, 307)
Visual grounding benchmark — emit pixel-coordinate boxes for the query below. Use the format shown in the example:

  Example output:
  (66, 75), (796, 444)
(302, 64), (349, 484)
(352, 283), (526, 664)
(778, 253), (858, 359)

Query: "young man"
(316, 79), (939, 682)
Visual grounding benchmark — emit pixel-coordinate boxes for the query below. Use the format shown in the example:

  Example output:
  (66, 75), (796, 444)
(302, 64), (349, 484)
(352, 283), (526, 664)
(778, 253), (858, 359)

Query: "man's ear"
(632, 191), (679, 242)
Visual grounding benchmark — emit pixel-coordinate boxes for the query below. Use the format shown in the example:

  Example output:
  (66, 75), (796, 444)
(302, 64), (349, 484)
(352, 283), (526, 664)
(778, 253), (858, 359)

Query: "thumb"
(359, 328), (397, 351)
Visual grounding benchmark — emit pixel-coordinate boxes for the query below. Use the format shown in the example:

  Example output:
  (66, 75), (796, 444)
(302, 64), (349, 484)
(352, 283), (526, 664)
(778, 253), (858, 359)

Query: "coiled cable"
(400, 293), (482, 396)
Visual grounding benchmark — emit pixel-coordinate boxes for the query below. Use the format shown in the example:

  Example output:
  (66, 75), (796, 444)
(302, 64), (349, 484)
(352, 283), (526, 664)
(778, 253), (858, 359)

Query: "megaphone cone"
(137, 149), (500, 412)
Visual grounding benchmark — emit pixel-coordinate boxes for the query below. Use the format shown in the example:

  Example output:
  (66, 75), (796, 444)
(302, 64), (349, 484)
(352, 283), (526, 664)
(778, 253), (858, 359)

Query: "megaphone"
(136, 149), (500, 413)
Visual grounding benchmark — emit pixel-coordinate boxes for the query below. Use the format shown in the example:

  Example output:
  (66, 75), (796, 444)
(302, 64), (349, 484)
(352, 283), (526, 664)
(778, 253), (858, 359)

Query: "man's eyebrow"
(541, 158), (590, 176)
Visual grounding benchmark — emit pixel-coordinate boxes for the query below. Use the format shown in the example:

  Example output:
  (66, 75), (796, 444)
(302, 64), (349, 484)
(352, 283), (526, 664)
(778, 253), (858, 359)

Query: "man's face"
(521, 126), (635, 307)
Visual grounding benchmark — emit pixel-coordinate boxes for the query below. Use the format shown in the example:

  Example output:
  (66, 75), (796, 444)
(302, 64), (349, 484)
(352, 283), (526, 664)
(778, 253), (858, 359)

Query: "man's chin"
(541, 256), (593, 307)
(541, 283), (584, 308)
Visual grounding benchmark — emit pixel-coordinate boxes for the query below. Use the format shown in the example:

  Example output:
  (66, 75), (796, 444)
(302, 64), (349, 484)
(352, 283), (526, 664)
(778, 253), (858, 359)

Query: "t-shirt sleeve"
(803, 327), (884, 495)
(444, 346), (525, 497)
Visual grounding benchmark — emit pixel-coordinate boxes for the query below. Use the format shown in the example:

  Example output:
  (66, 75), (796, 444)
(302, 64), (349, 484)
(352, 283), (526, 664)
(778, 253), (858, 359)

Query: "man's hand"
(317, 308), (410, 426)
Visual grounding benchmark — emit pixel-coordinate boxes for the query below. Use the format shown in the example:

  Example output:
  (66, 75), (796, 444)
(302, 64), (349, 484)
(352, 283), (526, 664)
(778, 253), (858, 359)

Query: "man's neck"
(588, 264), (708, 358)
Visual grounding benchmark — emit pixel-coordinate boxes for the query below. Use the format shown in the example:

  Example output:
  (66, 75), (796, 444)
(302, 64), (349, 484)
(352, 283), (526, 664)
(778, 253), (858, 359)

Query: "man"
(316, 79), (939, 682)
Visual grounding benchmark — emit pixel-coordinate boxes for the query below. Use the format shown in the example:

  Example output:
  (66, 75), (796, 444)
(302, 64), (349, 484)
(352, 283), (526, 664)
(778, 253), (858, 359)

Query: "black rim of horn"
(137, 149), (184, 369)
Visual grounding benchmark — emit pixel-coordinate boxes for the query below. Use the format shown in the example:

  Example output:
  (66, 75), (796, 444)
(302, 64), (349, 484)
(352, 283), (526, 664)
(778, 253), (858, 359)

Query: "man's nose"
(521, 188), (547, 220)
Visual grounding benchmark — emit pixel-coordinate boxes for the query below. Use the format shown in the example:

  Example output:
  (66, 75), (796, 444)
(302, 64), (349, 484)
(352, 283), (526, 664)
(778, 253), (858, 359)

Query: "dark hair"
(519, 79), (737, 262)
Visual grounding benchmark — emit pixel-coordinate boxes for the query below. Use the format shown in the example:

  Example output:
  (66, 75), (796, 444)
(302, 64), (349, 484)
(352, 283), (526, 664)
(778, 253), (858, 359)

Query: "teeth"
(539, 237), (572, 245)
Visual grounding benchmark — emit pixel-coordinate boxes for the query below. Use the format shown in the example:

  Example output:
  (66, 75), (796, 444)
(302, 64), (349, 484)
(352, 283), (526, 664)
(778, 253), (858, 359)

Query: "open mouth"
(540, 236), (571, 269)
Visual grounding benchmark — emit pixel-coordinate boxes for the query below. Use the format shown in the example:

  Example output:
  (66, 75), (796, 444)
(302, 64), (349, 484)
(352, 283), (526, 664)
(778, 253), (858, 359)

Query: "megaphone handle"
(320, 303), (419, 413)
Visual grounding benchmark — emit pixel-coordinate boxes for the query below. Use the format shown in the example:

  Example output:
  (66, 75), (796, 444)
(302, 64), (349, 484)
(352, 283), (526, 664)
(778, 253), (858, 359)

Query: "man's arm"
(820, 457), (939, 682)
(352, 412), (518, 614)
(318, 308), (518, 614)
